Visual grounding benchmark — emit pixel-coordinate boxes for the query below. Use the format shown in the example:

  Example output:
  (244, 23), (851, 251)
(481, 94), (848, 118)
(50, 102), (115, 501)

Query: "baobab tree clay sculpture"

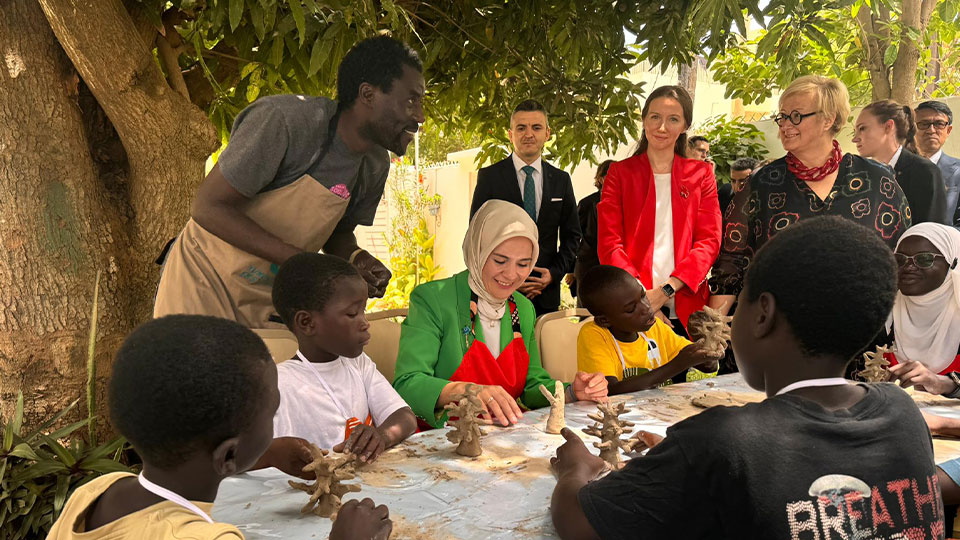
(444, 383), (486, 457)
(539, 381), (565, 434)
(288, 442), (360, 518)
(858, 344), (895, 382)
(687, 307), (733, 357)
(582, 402), (638, 469)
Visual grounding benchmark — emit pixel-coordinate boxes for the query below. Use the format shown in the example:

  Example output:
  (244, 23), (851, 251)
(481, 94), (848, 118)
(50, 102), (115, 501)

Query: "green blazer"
(392, 270), (562, 428)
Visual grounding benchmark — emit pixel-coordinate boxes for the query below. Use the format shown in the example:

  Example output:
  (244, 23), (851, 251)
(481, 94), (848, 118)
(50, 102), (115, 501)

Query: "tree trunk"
(0, 0), (217, 430)
(856, 7), (893, 101)
(891, 0), (936, 104)
(924, 31), (940, 98)
(678, 59), (698, 104)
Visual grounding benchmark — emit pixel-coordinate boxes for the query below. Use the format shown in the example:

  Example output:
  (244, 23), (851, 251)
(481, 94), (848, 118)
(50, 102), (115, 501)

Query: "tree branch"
(156, 34), (189, 99)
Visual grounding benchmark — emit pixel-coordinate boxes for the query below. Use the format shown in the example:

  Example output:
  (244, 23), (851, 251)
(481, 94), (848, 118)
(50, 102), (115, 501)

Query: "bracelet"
(348, 248), (365, 264)
(945, 373), (960, 399)
(565, 385), (575, 403)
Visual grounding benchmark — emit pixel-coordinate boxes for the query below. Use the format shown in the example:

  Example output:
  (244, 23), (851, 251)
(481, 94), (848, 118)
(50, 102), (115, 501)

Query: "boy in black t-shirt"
(550, 216), (945, 540)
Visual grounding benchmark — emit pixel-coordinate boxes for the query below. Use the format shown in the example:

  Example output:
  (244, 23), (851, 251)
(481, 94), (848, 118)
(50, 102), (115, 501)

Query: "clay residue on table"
(450, 441), (552, 487)
(390, 516), (459, 540)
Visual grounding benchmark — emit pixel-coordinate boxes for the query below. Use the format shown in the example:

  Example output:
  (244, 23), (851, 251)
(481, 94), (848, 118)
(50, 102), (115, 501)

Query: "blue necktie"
(521, 165), (537, 222)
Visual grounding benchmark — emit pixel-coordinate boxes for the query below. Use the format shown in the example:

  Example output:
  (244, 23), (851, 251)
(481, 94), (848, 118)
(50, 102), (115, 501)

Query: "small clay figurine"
(858, 344), (895, 382)
(539, 381), (565, 434)
(687, 307), (733, 357)
(288, 443), (360, 518)
(444, 383), (486, 457)
(582, 402), (638, 469)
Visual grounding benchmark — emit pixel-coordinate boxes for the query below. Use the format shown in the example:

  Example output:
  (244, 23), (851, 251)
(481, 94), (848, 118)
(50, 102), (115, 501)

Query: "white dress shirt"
(888, 145), (904, 168)
(652, 173), (676, 313)
(512, 153), (543, 218)
(931, 149), (944, 165)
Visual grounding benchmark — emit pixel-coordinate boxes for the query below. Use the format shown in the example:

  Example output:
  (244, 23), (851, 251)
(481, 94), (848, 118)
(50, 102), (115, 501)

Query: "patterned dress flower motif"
(709, 154), (912, 296)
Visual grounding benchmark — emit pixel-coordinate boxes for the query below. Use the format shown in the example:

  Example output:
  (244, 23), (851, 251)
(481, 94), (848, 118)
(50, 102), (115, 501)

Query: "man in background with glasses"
(915, 100), (960, 228)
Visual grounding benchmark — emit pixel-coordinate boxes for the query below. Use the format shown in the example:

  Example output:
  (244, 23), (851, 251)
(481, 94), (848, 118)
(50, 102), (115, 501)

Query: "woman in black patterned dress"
(708, 75), (912, 315)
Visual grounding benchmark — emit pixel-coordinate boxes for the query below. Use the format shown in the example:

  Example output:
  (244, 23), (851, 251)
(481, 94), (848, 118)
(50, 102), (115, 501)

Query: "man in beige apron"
(154, 36), (425, 329)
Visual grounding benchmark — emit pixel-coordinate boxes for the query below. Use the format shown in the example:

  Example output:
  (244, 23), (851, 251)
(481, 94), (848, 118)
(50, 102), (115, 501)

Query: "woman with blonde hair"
(709, 75), (912, 315)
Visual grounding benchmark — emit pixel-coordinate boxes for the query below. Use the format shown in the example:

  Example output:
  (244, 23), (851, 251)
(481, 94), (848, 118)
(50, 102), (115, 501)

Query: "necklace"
(786, 140), (842, 182)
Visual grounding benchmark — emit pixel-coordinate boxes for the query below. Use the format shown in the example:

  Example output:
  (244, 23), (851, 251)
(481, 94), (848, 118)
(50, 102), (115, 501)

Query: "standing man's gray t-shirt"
(217, 94), (390, 230)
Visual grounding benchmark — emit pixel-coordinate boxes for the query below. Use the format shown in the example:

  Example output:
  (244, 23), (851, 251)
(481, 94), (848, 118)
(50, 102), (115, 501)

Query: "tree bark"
(856, 6), (892, 101)
(891, 0), (936, 104)
(678, 59), (698, 104)
(0, 0), (217, 429)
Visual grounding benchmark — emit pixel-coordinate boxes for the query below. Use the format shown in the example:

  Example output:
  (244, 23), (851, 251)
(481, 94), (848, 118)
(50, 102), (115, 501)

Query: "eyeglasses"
(916, 120), (951, 131)
(773, 110), (818, 127)
(895, 252), (946, 268)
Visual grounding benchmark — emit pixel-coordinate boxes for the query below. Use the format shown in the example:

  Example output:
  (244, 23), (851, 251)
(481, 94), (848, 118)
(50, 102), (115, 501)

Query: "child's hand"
(333, 425), (386, 463)
(631, 430), (664, 453)
(551, 428), (606, 480)
(680, 342), (722, 368)
(329, 498), (392, 540)
(267, 437), (316, 479)
(572, 371), (608, 402)
(889, 361), (954, 394)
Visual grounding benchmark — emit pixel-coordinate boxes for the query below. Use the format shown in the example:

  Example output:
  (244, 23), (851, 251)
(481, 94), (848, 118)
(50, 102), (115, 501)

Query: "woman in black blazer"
(853, 100), (948, 224)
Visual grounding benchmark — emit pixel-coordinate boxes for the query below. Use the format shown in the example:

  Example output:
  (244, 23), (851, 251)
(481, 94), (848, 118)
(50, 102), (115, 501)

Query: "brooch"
(679, 187), (689, 199)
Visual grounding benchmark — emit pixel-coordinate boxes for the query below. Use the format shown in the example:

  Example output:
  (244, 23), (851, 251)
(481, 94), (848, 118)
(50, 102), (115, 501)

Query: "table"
(213, 374), (960, 539)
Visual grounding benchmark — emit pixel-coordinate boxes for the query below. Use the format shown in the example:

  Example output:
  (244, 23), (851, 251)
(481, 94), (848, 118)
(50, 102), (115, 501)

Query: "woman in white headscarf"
(888, 223), (960, 395)
(394, 200), (607, 428)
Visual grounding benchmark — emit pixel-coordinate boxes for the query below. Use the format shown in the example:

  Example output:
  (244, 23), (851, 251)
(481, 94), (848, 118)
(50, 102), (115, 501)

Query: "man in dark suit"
(470, 100), (581, 316)
(916, 100), (960, 228)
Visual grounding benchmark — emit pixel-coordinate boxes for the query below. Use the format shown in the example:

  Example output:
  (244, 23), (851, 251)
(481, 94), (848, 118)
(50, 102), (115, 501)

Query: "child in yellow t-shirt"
(47, 315), (391, 540)
(577, 265), (720, 395)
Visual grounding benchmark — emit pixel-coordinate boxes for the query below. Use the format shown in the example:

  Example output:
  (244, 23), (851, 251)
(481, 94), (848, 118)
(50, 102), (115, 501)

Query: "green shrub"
(694, 115), (768, 185)
(0, 272), (132, 540)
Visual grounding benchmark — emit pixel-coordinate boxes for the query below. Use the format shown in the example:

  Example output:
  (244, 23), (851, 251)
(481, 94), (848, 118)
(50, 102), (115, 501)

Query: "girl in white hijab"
(889, 222), (960, 395)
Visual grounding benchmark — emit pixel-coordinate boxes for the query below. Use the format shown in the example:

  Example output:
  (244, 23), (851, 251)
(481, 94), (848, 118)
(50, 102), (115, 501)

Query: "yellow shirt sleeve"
(647, 319), (693, 365)
(577, 322), (623, 379)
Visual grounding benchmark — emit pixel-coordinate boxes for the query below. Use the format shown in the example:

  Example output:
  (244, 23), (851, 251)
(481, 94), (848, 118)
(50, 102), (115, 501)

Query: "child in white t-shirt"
(255, 253), (416, 472)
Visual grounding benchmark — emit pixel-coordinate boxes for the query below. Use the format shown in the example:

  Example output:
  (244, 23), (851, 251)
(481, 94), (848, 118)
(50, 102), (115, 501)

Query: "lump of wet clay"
(288, 442), (360, 518)
(444, 383), (486, 457)
(539, 381), (565, 434)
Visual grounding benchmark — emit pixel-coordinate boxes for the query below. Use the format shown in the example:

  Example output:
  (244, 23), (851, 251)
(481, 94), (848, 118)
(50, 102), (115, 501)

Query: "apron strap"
(469, 292), (522, 338)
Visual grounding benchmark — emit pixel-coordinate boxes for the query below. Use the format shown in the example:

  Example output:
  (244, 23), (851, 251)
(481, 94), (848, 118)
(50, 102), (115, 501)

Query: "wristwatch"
(661, 283), (676, 299)
(945, 372), (960, 399)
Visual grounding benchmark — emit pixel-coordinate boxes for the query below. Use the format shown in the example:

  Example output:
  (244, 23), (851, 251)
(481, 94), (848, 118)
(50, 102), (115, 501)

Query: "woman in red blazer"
(597, 85), (722, 332)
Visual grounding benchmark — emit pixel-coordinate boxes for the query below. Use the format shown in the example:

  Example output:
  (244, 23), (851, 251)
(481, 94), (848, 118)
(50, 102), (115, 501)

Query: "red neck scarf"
(786, 140), (842, 182)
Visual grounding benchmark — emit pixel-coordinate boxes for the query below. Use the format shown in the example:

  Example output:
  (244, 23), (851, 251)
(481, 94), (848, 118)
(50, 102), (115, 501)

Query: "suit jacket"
(893, 149), (948, 225)
(470, 156), (581, 313)
(938, 152), (960, 227)
(597, 153), (722, 329)
(574, 191), (602, 283)
(392, 271), (560, 428)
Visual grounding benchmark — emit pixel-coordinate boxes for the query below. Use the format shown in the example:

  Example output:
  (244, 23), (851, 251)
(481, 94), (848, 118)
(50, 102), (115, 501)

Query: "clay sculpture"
(539, 381), (565, 434)
(582, 402), (638, 469)
(288, 443), (360, 518)
(687, 307), (733, 357)
(444, 383), (486, 457)
(859, 344), (895, 383)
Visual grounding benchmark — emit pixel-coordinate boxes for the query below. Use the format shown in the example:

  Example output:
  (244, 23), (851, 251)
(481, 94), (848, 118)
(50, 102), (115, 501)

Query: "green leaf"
(288, 0), (306, 45)
(77, 458), (132, 474)
(86, 269), (100, 445)
(38, 435), (76, 468)
(23, 399), (78, 441)
(44, 419), (89, 443)
(8, 443), (40, 461)
(12, 460), (67, 482)
(246, 68), (262, 102)
(229, 0), (244, 32)
(80, 437), (126, 464)
(53, 475), (69, 515)
(3, 393), (22, 452)
(884, 43), (898, 66)
(308, 37), (326, 76)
